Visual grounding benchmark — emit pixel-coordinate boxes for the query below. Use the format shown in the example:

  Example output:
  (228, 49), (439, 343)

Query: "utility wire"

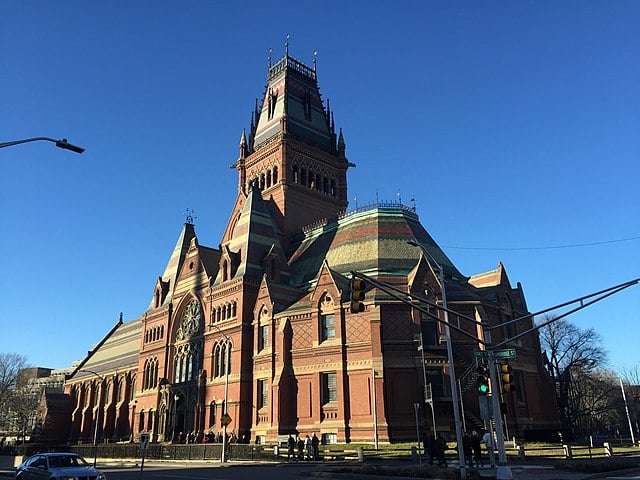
(442, 235), (640, 252)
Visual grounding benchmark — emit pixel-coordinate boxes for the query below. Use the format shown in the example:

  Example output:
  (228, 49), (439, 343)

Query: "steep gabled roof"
(68, 315), (140, 381)
(252, 53), (335, 152)
(213, 186), (289, 284)
(150, 222), (197, 309)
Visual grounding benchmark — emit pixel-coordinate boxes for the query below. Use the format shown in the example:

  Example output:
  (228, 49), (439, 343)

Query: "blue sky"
(1, 1), (638, 372)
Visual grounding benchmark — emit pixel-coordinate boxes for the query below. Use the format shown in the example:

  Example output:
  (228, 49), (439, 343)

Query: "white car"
(15, 452), (106, 480)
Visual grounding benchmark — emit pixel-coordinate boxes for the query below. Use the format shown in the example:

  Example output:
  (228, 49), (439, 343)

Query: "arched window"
(330, 179), (336, 197)
(131, 376), (137, 400)
(173, 300), (204, 384)
(273, 166), (278, 184)
(209, 402), (217, 428)
(258, 307), (270, 351)
(222, 260), (228, 282)
(319, 293), (336, 342)
(213, 341), (232, 378)
(301, 168), (307, 186)
(139, 410), (145, 432)
(117, 378), (124, 403)
(292, 165), (299, 184)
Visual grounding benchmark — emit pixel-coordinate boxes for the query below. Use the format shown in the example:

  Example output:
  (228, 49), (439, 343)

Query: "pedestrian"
(427, 432), (436, 465)
(287, 434), (295, 460)
(482, 430), (495, 467)
(296, 435), (304, 460)
(435, 434), (448, 467)
(462, 431), (473, 468)
(304, 435), (313, 460)
(470, 430), (483, 467)
(311, 432), (320, 460)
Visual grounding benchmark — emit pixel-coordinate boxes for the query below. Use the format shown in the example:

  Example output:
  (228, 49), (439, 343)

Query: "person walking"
(296, 435), (304, 460)
(435, 434), (448, 467)
(304, 435), (313, 461)
(482, 430), (496, 467)
(462, 431), (473, 468)
(470, 430), (483, 467)
(287, 434), (295, 460)
(427, 432), (436, 465)
(311, 432), (320, 460)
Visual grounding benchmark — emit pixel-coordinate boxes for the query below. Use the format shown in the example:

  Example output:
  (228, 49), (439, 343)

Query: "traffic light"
(350, 278), (366, 313)
(501, 363), (514, 393)
(476, 364), (489, 395)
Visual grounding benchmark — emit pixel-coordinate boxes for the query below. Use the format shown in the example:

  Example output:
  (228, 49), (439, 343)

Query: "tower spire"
(285, 33), (290, 57)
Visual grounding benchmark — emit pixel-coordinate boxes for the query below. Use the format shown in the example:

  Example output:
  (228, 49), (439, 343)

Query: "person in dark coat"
(470, 430), (483, 467)
(311, 432), (320, 460)
(462, 431), (473, 468)
(427, 432), (437, 465)
(435, 434), (448, 467)
(296, 435), (305, 460)
(287, 435), (295, 460)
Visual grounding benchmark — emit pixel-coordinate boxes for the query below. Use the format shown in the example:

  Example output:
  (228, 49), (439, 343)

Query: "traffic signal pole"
(487, 350), (513, 480)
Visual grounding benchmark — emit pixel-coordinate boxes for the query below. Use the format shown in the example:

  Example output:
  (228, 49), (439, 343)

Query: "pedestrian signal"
(350, 278), (366, 313)
(501, 364), (514, 393)
(476, 364), (489, 394)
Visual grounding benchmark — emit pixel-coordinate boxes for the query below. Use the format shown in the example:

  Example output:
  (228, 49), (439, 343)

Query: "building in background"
(63, 51), (558, 445)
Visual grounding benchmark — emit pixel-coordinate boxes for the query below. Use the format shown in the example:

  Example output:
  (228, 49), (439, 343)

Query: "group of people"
(287, 433), (320, 461)
(423, 429), (495, 468)
(175, 430), (241, 444)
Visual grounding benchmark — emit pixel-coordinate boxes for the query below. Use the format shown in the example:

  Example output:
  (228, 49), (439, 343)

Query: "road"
(102, 462), (324, 480)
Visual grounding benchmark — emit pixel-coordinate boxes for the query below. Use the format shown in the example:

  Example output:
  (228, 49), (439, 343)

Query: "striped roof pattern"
(289, 205), (462, 287)
(71, 318), (141, 381)
(217, 186), (289, 284)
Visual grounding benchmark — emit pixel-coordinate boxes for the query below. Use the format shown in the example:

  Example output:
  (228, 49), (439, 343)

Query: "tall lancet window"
(173, 299), (204, 383)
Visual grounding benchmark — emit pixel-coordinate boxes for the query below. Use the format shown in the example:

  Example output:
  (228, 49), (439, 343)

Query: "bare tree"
(538, 315), (608, 437)
(5, 388), (41, 443)
(0, 353), (28, 409)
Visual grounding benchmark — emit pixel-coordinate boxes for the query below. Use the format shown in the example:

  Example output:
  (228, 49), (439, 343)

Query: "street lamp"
(78, 369), (104, 467)
(171, 394), (179, 442)
(408, 240), (467, 479)
(208, 320), (231, 463)
(0, 137), (85, 153)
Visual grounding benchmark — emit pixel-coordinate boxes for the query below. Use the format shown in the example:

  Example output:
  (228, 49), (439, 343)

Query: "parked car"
(15, 452), (106, 480)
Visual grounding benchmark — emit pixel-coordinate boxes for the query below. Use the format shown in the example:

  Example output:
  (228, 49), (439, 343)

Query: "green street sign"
(474, 349), (489, 358)
(493, 348), (516, 359)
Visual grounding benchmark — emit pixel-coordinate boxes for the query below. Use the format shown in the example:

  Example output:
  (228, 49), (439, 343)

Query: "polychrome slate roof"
(288, 204), (463, 288)
(69, 317), (141, 381)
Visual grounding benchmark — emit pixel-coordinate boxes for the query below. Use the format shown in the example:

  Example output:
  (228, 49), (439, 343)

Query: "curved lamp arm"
(0, 137), (85, 153)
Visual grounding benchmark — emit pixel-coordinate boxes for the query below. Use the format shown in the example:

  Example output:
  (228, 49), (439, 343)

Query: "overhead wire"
(442, 235), (640, 251)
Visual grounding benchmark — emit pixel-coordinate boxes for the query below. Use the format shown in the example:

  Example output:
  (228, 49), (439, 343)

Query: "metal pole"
(414, 403), (422, 466)
(427, 384), (437, 437)
(79, 370), (104, 468)
(172, 395), (178, 442)
(372, 368), (379, 450)
(487, 354), (513, 480)
(439, 266), (467, 479)
(620, 378), (636, 445)
(93, 383), (101, 468)
(222, 338), (230, 463)
(458, 379), (466, 433)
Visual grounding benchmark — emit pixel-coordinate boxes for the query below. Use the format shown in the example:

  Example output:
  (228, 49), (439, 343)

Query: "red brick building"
(64, 52), (558, 445)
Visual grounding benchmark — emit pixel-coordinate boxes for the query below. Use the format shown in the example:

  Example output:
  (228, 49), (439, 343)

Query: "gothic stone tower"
(228, 53), (351, 253)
